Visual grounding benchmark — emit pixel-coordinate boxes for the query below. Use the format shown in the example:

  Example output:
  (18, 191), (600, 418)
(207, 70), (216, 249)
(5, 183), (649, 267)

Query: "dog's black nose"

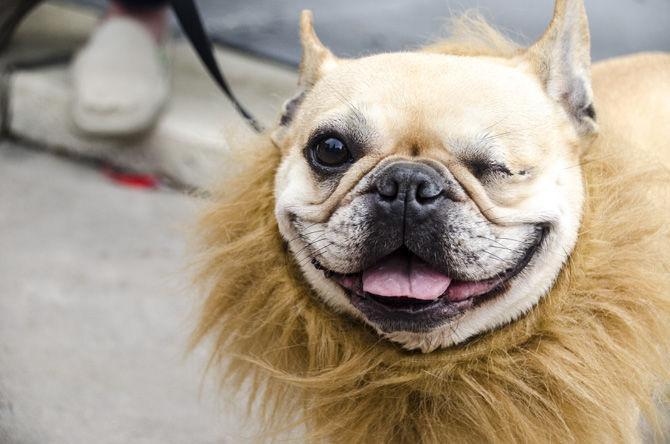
(375, 162), (444, 214)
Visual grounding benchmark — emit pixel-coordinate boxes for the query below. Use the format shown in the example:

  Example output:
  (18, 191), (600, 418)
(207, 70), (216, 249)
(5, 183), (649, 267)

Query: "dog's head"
(272, 0), (597, 352)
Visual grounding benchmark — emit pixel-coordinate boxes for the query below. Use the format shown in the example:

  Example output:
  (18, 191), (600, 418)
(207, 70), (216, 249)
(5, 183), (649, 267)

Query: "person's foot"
(71, 14), (169, 136)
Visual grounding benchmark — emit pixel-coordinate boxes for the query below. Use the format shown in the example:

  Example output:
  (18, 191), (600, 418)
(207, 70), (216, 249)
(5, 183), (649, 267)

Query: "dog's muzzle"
(308, 160), (547, 333)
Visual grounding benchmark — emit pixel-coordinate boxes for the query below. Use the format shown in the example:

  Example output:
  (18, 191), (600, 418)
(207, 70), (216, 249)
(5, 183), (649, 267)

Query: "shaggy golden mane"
(424, 13), (521, 58)
(192, 17), (670, 444)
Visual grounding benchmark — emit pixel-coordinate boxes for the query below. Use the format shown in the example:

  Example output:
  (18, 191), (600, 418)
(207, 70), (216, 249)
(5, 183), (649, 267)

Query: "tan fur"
(424, 12), (521, 58)
(298, 11), (337, 89)
(193, 13), (670, 444)
(592, 52), (670, 168)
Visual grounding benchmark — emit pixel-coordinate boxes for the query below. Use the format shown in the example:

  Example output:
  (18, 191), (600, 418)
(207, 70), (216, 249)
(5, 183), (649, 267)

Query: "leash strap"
(169, 0), (263, 133)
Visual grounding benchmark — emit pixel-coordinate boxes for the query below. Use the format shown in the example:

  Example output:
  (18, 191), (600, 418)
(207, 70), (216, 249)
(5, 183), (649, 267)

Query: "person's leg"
(108, 0), (168, 41)
(71, 0), (170, 136)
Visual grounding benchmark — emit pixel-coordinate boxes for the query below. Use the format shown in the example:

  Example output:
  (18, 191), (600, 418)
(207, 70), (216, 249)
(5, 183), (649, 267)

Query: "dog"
(193, 0), (670, 442)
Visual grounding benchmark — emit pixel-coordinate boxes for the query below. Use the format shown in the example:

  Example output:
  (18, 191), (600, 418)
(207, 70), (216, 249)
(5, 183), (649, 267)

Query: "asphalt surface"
(72, 0), (670, 64)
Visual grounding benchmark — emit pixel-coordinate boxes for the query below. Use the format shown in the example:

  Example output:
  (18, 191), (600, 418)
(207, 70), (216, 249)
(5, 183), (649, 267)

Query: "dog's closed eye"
(464, 157), (514, 181)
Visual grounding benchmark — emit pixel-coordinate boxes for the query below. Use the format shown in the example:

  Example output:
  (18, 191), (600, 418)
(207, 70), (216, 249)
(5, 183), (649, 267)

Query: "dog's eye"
(466, 159), (513, 181)
(313, 137), (351, 167)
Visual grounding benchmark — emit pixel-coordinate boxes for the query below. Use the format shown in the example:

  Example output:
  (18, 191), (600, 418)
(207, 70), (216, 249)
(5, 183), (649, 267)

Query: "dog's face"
(273, 1), (597, 352)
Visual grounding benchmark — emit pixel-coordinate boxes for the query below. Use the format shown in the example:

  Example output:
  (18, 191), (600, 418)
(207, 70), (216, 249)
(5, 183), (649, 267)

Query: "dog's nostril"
(416, 180), (443, 203)
(376, 179), (399, 199)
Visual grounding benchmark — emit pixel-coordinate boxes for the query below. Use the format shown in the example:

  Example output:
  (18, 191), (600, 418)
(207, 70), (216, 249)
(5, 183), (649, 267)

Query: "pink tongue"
(362, 253), (451, 300)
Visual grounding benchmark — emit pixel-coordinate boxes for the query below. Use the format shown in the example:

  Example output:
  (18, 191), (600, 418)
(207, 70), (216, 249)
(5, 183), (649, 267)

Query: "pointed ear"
(525, 0), (597, 136)
(272, 11), (338, 148)
(298, 10), (337, 88)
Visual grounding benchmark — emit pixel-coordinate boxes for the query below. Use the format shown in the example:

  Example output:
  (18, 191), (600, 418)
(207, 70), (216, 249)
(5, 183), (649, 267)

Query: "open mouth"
(311, 226), (547, 333)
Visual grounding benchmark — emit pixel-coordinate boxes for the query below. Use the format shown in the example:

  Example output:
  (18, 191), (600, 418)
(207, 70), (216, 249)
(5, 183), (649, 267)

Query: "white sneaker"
(71, 17), (169, 136)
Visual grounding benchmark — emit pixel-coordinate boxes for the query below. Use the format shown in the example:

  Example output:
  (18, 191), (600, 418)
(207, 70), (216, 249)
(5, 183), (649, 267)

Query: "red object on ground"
(103, 167), (159, 189)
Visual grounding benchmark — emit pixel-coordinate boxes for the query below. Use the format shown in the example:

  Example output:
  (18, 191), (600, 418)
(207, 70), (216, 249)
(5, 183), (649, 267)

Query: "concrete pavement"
(0, 4), (296, 442)
(0, 141), (262, 443)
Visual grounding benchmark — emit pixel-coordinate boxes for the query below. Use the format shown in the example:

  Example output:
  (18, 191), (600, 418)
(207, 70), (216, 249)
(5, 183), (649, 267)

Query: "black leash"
(169, 0), (263, 133)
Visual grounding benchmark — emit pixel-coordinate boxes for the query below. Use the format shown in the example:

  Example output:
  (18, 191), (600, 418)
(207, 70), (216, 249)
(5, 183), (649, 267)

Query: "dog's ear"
(525, 0), (597, 136)
(272, 10), (338, 148)
(298, 10), (338, 89)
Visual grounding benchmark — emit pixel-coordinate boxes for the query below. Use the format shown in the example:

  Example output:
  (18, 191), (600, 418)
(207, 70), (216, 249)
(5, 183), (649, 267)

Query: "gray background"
(72, 0), (670, 64)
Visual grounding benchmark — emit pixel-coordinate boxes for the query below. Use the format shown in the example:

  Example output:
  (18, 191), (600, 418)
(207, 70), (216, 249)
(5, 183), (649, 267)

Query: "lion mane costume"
(192, 17), (670, 444)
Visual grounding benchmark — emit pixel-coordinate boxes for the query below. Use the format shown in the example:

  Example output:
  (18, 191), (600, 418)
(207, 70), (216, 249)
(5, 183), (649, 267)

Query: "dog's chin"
(310, 227), (548, 341)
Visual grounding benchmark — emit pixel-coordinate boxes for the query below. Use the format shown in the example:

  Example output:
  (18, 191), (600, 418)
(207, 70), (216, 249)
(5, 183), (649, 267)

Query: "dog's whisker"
(285, 228), (325, 244)
(476, 235), (526, 250)
(494, 236), (528, 244)
(472, 261), (490, 277)
(294, 229), (326, 242)
(562, 154), (614, 170)
(296, 239), (334, 259)
(296, 242), (335, 268)
(481, 250), (516, 266)
(323, 82), (367, 124)
(293, 237), (330, 257)
(479, 116), (509, 134)
(485, 244), (517, 253)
